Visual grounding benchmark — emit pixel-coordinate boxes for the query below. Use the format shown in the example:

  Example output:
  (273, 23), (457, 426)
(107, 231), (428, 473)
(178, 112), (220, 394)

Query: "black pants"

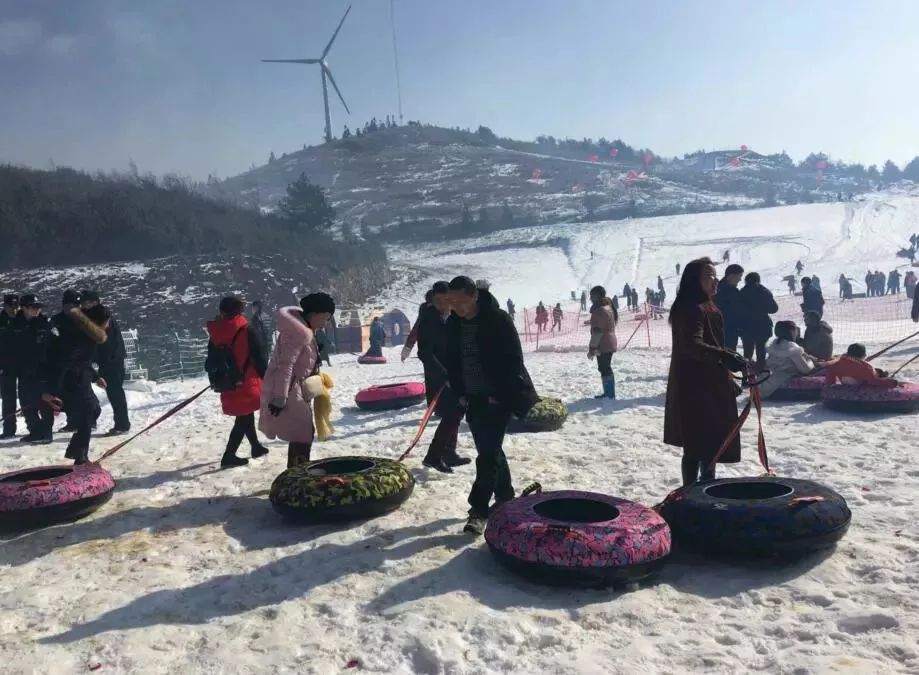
(103, 366), (130, 431)
(1, 373), (17, 435)
(225, 413), (259, 456)
(424, 407), (464, 462)
(64, 405), (98, 464)
(288, 442), (312, 468)
(465, 397), (513, 516)
(596, 352), (613, 377)
(743, 338), (767, 369)
(681, 455), (716, 487)
(724, 327), (740, 353)
(18, 377), (52, 438)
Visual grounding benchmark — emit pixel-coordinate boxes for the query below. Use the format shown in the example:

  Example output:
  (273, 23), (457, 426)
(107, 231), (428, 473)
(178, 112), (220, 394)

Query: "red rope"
(620, 316), (646, 350)
(706, 364), (771, 474)
(95, 385), (211, 463)
(397, 384), (444, 462)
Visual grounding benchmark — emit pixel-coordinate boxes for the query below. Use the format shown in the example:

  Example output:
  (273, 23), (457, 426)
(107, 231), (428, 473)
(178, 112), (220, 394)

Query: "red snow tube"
(486, 488), (671, 587)
(355, 382), (426, 411)
(770, 375), (824, 401)
(357, 355), (388, 365)
(0, 464), (115, 532)
(821, 382), (919, 414)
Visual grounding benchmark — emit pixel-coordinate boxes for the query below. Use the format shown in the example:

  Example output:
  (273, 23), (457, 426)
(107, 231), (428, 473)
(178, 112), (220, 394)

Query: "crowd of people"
(0, 290), (131, 464)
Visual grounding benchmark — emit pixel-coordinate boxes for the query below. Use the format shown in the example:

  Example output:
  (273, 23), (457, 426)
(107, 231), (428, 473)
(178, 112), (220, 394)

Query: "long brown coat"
(664, 303), (740, 464)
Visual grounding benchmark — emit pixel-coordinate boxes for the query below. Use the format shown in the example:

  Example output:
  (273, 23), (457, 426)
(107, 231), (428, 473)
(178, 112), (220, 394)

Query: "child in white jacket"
(759, 321), (815, 399)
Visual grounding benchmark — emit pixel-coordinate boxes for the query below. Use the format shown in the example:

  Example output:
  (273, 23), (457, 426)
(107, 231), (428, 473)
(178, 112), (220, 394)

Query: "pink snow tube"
(357, 355), (388, 365)
(485, 488), (671, 587)
(770, 375), (825, 401)
(0, 464), (115, 532)
(355, 382), (426, 411)
(822, 381), (919, 414)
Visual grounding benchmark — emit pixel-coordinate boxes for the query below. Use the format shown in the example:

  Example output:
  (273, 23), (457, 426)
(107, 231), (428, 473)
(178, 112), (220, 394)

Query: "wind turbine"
(262, 5), (352, 144)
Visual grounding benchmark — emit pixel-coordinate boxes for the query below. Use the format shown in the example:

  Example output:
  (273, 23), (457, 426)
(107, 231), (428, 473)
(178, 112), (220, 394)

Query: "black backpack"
(205, 326), (250, 393)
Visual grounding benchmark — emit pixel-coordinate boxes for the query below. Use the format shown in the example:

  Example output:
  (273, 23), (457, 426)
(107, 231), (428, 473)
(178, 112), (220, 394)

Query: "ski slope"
(387, 190), (919, 312)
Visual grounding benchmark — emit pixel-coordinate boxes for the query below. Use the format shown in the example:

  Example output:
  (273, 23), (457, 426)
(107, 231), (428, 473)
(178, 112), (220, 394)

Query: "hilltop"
(213, 123), (885, 242)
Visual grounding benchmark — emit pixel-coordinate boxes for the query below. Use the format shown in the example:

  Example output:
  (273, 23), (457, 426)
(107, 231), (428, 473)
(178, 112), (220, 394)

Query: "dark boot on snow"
(423, 455), (454, 473)
(250, 445), (269, 459)
(221, 453), (249, 468)
(463, 512), (487, 535)
(444, 454), (471, 467)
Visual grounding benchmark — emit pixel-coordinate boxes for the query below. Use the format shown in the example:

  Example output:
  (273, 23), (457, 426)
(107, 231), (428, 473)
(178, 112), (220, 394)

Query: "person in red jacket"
(206, 296), (270, 468)
(823, 343), (897, 388)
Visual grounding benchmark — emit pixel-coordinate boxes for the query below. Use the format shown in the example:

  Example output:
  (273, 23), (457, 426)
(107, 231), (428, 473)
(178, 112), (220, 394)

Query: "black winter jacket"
(444, 290), (538, 418)
(43, 309), (108, 417)
(97, 316), (127, 371)
(11, 314), (52, 378)
(738, 283), (779, 341)
(801, 285), (825, 316)
(715, 280), (743, 333)
(0, 310), (19, 374)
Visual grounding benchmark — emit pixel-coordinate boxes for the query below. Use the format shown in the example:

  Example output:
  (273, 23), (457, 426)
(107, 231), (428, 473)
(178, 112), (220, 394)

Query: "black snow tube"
(269, 456), (414, 523)
(507, 398), (569, 433)
(659, 476), (850, 558)
(0, 464), (116, 532)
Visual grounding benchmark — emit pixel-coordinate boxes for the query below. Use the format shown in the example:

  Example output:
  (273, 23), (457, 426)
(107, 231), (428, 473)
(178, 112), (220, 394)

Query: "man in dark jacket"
(42, 303), (110, 464)
(250, 300), (273, 356)
(800, 277), (825, 318)
(888, 269), (901, 295)
(418, 281), (470, 473)
(738, 272), (778, 369)
(0, 294), (20, 438)
(53, 290), (87, 433)
(715, 264), (744, 351)
(445, 276), (537, 535)
(12, 295), (54, 443)
(82, 291), (130, 435)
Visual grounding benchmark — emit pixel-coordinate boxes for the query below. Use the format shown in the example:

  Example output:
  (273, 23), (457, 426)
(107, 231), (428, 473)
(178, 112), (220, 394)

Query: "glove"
(268, 399), (286, 417)
(587, 349), (596, 360)
(722, 351), (747, 373)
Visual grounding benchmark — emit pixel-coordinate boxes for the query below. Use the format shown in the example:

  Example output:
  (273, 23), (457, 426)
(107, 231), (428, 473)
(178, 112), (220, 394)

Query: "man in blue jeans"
(444, 276), (538, 535)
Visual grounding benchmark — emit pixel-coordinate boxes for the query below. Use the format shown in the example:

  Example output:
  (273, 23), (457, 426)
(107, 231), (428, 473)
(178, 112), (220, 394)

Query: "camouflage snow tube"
(507, 398), (569, 433)
(269, 456), (414, 523)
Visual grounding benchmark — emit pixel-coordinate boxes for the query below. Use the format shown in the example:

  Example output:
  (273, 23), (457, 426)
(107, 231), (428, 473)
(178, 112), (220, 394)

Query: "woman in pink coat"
(259, 293), (336, 468)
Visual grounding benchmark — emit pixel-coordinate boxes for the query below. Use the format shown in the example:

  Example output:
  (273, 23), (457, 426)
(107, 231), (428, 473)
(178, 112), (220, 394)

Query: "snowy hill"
(213, 125), (871, 239)
(383, 189), (919, 313)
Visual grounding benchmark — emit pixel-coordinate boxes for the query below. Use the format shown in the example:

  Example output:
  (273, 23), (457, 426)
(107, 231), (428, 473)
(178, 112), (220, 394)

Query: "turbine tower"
(262, 5), (352, 144)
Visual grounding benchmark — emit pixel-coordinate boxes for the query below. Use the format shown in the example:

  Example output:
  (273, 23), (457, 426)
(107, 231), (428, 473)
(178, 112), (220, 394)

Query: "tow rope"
(397, 384), (444, 462)
(95, 385), (211, 463)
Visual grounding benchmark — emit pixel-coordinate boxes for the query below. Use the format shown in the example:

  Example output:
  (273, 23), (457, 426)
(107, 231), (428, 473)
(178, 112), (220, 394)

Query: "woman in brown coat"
(664, 258), (746, 486)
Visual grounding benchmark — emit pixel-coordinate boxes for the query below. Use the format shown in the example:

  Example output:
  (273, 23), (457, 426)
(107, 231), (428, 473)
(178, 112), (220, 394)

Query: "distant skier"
(580, 291), (587, 312)
(551, 303), (563, 331)
(722, 250), (730, 263)
(838, 273), (847, 299)
(786, 276), (797, 294)
(888, 269), (901, 295)
(795, 260), (804, 276)
(535, 302), (549, 333)
(675, 263), (681, 276)
(623, 283), (632, 304)
(657, 275), (664, 293)
(877, 270), (887, 296)
(865, 270), (874, 297)
(506, 298), (516, 321)
(630, 288), (639, 311)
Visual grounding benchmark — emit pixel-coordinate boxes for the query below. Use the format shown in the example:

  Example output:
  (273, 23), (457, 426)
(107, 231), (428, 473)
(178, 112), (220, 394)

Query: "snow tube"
(0, 464), (115, 532)
(821, 382), (919, 414)
(355, 382), (426, 411)
(769, 375), (824, 401)
(507, 398), (568, 433)
(659, 477), (850, 558)
(486, 489), (670, 587)
(357, 355), (387, 365)
(270, 456), (414, 523)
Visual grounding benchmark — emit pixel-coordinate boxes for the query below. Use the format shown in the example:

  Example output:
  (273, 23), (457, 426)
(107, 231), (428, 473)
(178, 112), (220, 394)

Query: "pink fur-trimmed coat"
(258, 307), (320, 444)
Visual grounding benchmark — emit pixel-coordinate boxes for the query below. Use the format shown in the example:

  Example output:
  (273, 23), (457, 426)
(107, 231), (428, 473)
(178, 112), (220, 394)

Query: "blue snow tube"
(658, 477), (850, 558)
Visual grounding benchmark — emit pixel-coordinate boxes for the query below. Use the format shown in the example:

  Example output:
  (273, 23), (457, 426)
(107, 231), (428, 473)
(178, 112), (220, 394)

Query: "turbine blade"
(261, 58), (320, 64)
(323, 65), (350, 114)
(322, 5), (352, 58)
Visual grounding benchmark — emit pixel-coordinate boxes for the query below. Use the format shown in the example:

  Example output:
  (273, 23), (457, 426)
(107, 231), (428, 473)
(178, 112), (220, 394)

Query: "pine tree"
(867, 164), (881, 182)
(500, 200), (514, 228)
(882, 160), (902, 184)
(476, 206), (491, 232)
(460, 203), (474, 234)
(278, 172), (334, 231)
(901, 157), (919, 182)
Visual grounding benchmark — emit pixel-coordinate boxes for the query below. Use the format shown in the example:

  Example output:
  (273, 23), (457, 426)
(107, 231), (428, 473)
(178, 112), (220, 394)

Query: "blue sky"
(2, 0), (919, 179)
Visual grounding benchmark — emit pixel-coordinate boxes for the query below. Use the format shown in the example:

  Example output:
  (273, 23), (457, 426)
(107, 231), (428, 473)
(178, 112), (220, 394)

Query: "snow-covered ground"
(387, 191), (919, 315)
(2, 345), (918, 674)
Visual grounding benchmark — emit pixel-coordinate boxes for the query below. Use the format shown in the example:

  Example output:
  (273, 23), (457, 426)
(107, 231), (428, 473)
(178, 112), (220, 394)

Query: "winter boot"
(422, 455), (454, 473)
(463, 511), (487, 535)
(221, 453), (249, 468)
(594, 375), (608, 399)
(250, 444), (270, 459)
(606, 374), (616, 400)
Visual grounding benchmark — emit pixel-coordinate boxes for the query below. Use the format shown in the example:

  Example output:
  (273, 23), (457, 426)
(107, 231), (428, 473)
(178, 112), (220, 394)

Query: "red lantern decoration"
(609, 147), (618, 158)
(589, 154), (599, 162)
(815, 160), (827, 170)
(730, 158), (741, 167)
(740, 144), (749, 152)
